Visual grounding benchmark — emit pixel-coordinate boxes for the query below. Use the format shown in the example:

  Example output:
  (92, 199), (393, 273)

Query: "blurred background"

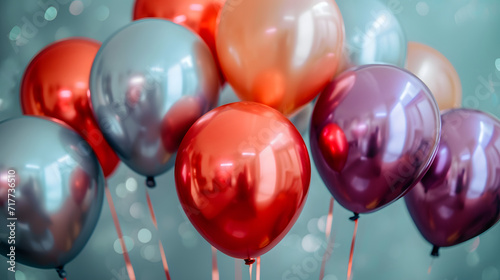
(0, 0), (499, 279)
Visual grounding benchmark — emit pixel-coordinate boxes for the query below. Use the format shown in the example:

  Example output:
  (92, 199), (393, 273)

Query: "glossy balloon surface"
(0, 116), (104, 269)
(310, 65), (441, 214)
(217, 0), (344, 115)
(90, 19), (220, 177)
(406, 41), (462, 111)
(406, 109), (500, 248)
(176, 102), (310, 259)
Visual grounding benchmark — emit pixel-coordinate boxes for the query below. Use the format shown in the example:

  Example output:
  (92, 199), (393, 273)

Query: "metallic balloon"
(216, 0), (344, 115)
(0, 116), (104, 269)
(310, 65), (441, 214)
(406, 41), (462, 111)
(20, 38), (120, 177)
(175, 102), (311, 259)
(336, 0), (407, 72)
(90, 19), (220, 178)
(405, 109), (500, 254)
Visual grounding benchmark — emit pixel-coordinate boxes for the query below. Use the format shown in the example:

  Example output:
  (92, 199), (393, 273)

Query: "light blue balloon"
(0, 116), (104, 274)
(337, 0), (407, 69)
(90, 19), (220, 183)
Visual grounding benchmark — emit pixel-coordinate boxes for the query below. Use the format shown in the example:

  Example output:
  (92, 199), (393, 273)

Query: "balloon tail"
(349, 212), (359, 221)
(427, 258), (435, 274)
(320, 198), (336, 279)
(431, 245), (440, 257)
(145, 189), (172, 280)
(256, 257), (261, 280)
(105, 184), (136, 280)
(347, 218), (359, 280)
(146, 176), (156, 188)
(235, 259), (242, 280)
(56, 266), (67, 279)
(212, 246), (220, 280)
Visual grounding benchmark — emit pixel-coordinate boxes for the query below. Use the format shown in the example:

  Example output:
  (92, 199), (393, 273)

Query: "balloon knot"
(431, 245), (440, 257)
(244, 258), (255, 265)
(349, 212), (359, 221)
(146, 176), (156, 188)
(56, 266), (67, 279)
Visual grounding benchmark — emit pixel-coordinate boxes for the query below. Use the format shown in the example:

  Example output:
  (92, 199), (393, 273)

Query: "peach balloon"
(216, 0), (344, 115)
(406, 42), (462, 111)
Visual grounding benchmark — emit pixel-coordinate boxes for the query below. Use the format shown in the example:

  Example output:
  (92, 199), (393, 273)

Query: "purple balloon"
(310, 64), (441, 215)
(405, 109), (500, 256)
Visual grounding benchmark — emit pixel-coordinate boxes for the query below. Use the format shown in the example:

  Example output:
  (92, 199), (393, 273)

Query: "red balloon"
(133, 0), (225, 82)
(175, 102), (311, 260)
(20, 38), (119, 177)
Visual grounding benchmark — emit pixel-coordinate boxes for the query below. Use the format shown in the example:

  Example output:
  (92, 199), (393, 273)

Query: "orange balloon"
(216, 0), (344, 115)
(406, 42), (462, 111)
(21, 38), (120, 177)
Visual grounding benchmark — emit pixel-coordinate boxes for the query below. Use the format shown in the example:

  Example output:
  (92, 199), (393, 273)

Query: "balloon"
(336, 0), (406, 72)
(310, 65), (441, 215)
(175, 102), (311, 260)
(406, 42), (462, 111)
(405, 109), (500, 256)
(90, 19), (220, 181)
(133, 0), (226, 82)
(0, 116), (104, 272)
(216, 0), (344, 115)
(20, 38), (119, 178)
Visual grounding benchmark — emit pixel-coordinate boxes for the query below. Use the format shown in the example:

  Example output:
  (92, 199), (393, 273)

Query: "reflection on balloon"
(20, 38), (119, 177)
(336, 0), (406, 73)
(176, 102), (311, 260)
(310, 65), (441, 215)
(0, 116), (104, 271)
(217, 0), (344, 115)
(90, 19), (220, 180)
(406, 41), (462, 111)
(405, 109), (500, 256)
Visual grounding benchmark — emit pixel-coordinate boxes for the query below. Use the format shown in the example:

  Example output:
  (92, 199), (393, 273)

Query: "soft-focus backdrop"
(1, 0), (499, 279)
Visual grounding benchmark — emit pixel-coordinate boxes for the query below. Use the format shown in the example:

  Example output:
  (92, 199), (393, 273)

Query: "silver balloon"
(0, 116), (104, 272)
(336, 0), (407, 72)
(90, 19), (220, 181)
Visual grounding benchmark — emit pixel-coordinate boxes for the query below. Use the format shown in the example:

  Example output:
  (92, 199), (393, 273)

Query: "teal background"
(0, 0), (499, 279)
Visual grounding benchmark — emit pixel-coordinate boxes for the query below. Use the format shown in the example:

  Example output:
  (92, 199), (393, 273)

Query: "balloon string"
(347, 219), (359, 280)
(104, 184), (136, 280)
(249, 263), (253, 280)
(212, 246), (220, 280)
(235, 259), (242, 280)
(320, 198), (335, 279)
(427, 258), (435, 274)
(145, 189), (172, 280)
(256, 257), (261, 280)
(325, 197), (334, 240)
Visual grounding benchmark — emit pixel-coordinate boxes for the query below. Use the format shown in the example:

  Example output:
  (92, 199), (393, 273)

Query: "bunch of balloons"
(1, 0), (499, 279)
